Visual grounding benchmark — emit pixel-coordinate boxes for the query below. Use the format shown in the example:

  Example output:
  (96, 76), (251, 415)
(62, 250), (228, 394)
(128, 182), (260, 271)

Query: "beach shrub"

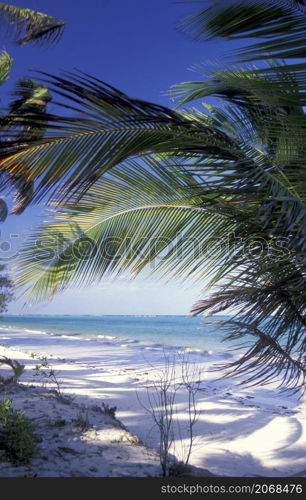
(74, 406), (90, 431)
(0, 399), (37, 463)
(137, 354), (201, 477)
(31, 354), (63, 396)
(0, 356), (25, 386)
(101, 402), (117, 418)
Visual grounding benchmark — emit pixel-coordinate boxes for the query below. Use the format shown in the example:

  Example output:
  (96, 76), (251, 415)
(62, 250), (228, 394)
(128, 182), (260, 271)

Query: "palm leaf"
(179, 0), (306, 65)
(0, 71), (240, 204)
(204, 319), (306, 392)
(170, 63), (306, 160)
(170, 65), (306, 258)
(15, 157), (245, 302)
(0, 78), (52, 213)
(192, 257), (306, 390)
(0, 2), (64, 45)
(0, 50), (12, 84)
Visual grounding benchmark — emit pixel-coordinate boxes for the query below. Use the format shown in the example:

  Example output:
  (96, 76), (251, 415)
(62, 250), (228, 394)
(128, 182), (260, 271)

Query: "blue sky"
(1, 0), (236, 315)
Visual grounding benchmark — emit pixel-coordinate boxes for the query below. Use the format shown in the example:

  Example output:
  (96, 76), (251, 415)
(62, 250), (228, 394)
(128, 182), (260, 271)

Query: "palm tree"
(0, 1), (305, 390)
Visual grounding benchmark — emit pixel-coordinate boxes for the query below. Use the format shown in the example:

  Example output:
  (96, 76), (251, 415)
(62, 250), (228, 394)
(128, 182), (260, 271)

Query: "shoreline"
(0, 329), (306, 477)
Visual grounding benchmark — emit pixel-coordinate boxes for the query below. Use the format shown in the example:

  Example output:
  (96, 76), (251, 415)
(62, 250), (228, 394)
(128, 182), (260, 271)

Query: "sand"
(0, 329), (305, 478)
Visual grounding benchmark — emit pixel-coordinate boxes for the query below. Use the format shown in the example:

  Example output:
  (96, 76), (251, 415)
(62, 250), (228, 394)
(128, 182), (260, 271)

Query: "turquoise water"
(0, 314), (233, 353)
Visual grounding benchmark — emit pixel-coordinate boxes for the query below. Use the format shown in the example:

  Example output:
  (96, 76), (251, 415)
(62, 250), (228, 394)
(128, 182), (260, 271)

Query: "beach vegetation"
(73, 406), (90, 432)
(31, 354), (63, 396)
(0, 398), (37, 463)
(137, 354), (201, 477)
(0, 356), (24, 385)
(101, 402), (117, 419)
(0, 1), (305, 391)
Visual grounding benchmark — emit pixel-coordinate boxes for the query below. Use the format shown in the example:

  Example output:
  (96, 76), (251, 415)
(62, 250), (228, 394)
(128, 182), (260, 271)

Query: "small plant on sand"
(74, 406), (90, 432)
(179, 359), (201, 467)
(137, 354), (201, 477)
(0, 356), (25, 386)
(101, 402), (117, 418)
(31, 353), (63, 397)
(0, 399), (37, 463)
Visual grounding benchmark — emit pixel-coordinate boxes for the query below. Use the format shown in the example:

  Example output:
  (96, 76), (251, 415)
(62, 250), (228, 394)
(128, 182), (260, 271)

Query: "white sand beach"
(0, 328), (305, 477)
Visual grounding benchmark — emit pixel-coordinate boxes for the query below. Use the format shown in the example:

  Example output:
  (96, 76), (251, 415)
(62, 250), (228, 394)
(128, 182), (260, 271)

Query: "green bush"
(0, 357), (25, 386)
(0, 399), (37, 463)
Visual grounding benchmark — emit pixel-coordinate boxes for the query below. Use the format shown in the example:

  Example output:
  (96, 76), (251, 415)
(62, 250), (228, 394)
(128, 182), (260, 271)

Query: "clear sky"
(1, 0), (237, 315)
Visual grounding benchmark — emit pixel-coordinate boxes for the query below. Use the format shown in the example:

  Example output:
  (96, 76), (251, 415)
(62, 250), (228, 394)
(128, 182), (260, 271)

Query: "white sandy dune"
(0, 328), (305, 477)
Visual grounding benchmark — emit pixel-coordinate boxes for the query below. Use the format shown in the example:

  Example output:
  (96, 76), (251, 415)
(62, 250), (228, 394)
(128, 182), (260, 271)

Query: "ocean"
(0, 314), (238, 356)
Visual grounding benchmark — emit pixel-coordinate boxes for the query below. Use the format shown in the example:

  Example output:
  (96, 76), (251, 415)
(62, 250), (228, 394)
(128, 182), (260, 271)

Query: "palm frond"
(206, 319), (305, 392)
(181, 110), (306, 254)
(179, 0), (306, 65)
(15, 157), (245, 302)
(0, 71), (240, 204)
(171, 61), (306, 108)
(0, 50), (12, 84)
(192, 258), (306, 390)
(0, 2), (64, 45)
(169, 65), (306, 259)
(15, 149), (305, 295)
(0, 78), (52, 213)
(170, 62), (306, 158)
